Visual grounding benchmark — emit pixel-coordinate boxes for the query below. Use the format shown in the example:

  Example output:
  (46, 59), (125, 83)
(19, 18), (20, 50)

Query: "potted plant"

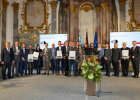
(81, 56), (102, 96)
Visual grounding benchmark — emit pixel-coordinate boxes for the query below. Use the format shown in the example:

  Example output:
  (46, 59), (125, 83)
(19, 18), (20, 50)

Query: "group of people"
(0, 40), (140, 80)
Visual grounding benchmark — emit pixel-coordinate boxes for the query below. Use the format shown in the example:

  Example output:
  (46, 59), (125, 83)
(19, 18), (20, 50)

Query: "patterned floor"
(0, 74), (140, 100)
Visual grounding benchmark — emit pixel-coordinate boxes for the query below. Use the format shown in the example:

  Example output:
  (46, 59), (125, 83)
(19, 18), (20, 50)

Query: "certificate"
(28, 54), (33, 62)
(33, 52), (39, 60)
(69, 51), (76, 60)
(122, 50), (129, 59)
(57, 50), (62, 59)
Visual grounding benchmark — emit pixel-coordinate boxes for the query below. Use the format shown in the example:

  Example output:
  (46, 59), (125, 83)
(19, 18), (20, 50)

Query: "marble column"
(0, 0), (2, 58)
(6, 2), (13, 45)
(12, 2), (19, 43)
(74, 7), (79, 42)
(119, 0), (126, 32)
(101, 3), (107, 44)
(95, 7), (101, 44)
(69, 4), (75, 41)
(1, 0), (9, 48)
(50, 1), (57, 33)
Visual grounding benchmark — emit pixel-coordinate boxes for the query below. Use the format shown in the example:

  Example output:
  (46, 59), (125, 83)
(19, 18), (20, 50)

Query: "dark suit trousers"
(105, 60), (111, 76)
(112, 61), (120, 76)
(20, 61), (27, 75)
(28, 62), (34, 74)
(121, 60), (129, 76)
(50, 58), (56, 73)
(131, 59), (139, 76)
(2, 62), (12, 78)
(64, 56), (69, 75)
(56, 59), (64, 74)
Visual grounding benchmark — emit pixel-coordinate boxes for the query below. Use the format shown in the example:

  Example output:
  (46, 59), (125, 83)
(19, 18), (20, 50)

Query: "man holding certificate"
(12, 41), (22, 77)
(27, 44), (35, 75)
(121, 42), (130, 77)
(56, 41), (64, 75)
(68, 41), (79, 77)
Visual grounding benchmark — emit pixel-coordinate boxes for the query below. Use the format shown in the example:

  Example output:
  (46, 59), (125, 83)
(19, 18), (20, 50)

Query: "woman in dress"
(34, 45), (43, 74)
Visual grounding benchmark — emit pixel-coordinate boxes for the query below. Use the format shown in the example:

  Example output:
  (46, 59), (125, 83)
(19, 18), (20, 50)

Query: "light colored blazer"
(43, 48), (50, 61)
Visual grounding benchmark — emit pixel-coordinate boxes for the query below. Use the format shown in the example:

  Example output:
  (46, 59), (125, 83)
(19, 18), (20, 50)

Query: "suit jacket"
(28, 49), (35, 54)
(63, 46), (69, 57)
(43, 48), (50, 61)
(50, 48), (56, 60)
(1, 48), (14, 63)
(56, 46), (64, 57)
(68, 47), (79, 59)
(121, 47), (130, 61)
(89, 47), (98, 55)
(12, 45), (22, 61)
(112, 48), (122, 62)
(130, 46), (140, 62)
(20, 49), (28, 62)
(104, 48), (112, 61)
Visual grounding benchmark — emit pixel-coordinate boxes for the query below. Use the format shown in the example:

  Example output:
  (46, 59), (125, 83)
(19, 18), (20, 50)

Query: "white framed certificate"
(69, 51), (76, 60)
(28, 54), (33, 62)
(57, 50), (62, 59)
(122, 50), (129, 59)
(33, 52), (39, 60)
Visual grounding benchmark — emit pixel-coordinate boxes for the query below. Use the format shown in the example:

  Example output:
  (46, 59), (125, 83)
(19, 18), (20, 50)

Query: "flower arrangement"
(81, 56), (102, 82)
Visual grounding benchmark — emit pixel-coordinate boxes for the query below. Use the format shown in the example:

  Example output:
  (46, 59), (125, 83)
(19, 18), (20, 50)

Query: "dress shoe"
(51, 73), (54, 75)
(47, 73), (49, 75)
(68, 72), (71, 77)
(62, 73), (64, 76)
(42, 73), (46, 75)
(16, 75), (20, 77)
(132, 75), (136, 78)
(55, 73), (59, 76)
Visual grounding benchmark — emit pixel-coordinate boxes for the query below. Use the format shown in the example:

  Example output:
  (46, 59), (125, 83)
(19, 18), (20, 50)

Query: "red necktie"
(133, 48), (134, 52)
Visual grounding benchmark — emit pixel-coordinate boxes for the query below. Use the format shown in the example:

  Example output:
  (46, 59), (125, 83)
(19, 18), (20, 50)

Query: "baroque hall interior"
(0, 0), (140, 52)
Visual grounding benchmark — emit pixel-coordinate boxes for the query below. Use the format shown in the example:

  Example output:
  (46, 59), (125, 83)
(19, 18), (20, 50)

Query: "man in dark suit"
(1, 42), (14, 80)
(63, 40), (69, 76)
(20, 43), (28, 76)
(104, 43), (112, 77)
(121, 42), (130, 77)
(12, 41), (22, 77)
(56, 41), (64, 75)
(112, 43), (121, 77)
(130, 41), (140, 78)
(27, 44), (34, 75)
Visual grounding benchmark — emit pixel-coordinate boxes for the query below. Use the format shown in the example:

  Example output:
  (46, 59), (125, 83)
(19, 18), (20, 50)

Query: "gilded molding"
(95, 7), (100, 14)
(2, 0), (9, 9)
(12, 2), (19, 11)
(80, 4), (93, 12)
(101, 2), (107, 12)
(50, 1), (57, 9)
(74, 7), (79, 14)
(20, 0), (51, 34)
(119, 0), (126, 6)
(69, 4), (75, 13)
(128, 0), (140, 31)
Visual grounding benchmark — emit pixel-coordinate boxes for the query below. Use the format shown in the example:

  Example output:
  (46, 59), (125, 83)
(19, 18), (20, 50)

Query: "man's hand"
(104, 57), (108, 60)
(22, 57), (25, 61)
(119, 60), (121, 63)
(132, 56), (135, 58)
(1, 62), (4, 64)
(12, 60), (15, 64)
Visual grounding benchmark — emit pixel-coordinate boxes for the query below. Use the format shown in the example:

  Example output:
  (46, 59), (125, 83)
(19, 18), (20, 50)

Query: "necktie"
(23, 49), (25, 55)
(133, 48), (134, 52)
